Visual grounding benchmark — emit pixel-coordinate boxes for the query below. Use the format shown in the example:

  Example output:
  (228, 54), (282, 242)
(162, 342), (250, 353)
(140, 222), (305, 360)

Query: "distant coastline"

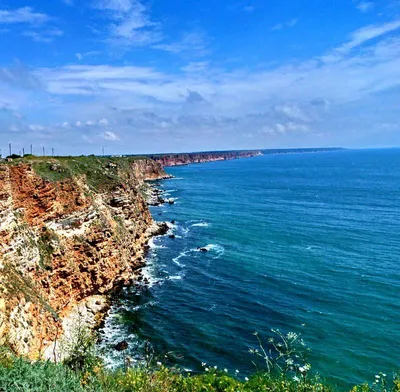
(145, 147), (344, 167)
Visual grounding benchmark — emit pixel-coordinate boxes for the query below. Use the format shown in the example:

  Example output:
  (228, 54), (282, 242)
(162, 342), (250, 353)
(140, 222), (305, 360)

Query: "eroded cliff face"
(150, 150), (262, 167)
(0, 157), (167, 358)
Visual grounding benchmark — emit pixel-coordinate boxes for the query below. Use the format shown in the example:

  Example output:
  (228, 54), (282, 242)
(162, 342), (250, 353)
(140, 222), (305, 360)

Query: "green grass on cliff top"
(1, 155), (150, 191)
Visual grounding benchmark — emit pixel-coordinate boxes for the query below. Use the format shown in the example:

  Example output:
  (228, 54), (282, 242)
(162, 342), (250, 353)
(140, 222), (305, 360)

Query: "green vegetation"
(1, 155), (149, 191)
(0, 329), (399, 392)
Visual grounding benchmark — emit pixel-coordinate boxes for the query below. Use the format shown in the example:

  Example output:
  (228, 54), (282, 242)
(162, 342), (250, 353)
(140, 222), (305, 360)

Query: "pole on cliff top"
(43, 147), (45, 157)
(22, 148), (25, 157)
(102, 146), (104, 157)
(30, 145), (33, 155)
(52, 148), (54, 157)
(9, 143), (11, 157)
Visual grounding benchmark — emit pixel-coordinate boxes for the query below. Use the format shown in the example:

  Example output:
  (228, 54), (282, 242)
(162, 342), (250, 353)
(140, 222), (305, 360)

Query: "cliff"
(149, 150), (262, 167)
(0, 156), (168, 359)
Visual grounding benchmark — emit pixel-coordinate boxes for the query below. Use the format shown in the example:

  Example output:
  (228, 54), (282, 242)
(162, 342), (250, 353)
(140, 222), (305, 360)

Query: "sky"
(0, 0), (399, 155)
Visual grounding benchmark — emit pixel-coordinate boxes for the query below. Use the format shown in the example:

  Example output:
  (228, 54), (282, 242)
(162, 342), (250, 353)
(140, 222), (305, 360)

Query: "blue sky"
(0, 0), (399, 155)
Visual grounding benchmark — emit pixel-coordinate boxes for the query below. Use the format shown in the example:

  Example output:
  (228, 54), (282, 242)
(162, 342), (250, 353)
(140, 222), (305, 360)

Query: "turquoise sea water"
(100, 149), (400, 389)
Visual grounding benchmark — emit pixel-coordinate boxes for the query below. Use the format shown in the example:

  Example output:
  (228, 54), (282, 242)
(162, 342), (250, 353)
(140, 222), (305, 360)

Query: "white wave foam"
(172, 251), (189, 267)
(191, 222), (210, 228)
(193, 244), (225, 258)
(148, 238), (167, 249)
(168, 275), (183, 281)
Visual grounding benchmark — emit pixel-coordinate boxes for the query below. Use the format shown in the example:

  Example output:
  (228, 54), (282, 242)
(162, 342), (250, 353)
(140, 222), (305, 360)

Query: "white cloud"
(274, 104), (312, 122)
(0, 7), (49, 25)
(86, 120), (95, 126)
(2, 19), (400, 152)
(29, 124), (45, 131)
(99, 118), (109, 126)
(75, 51), (101, 61)
(356, 1), (374, 12)
(9, 125), (19, 132)
(101, 131), (120, 140)
(153, 32), (209, 57)
(22, 28), (63, 43)
(75, 120), (82, 127)
(323, 19), (400, 63)
(272, 18), (298, 31)
(93, 0), (161, 47)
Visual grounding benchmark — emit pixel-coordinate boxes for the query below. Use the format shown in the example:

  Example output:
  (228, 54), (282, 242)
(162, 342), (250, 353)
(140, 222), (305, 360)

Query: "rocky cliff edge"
(0, 156), (169, 359)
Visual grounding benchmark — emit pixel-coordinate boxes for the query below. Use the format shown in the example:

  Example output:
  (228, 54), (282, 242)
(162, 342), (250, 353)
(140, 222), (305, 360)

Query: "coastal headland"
(0, 147), (342, 360)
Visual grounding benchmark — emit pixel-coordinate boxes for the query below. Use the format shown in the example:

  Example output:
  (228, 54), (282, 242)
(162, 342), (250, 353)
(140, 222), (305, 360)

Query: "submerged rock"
(197, 247), (208, 252)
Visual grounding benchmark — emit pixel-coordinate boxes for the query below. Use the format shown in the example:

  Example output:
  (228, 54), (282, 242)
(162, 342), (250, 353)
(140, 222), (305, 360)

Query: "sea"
(99, 148), (400, 390)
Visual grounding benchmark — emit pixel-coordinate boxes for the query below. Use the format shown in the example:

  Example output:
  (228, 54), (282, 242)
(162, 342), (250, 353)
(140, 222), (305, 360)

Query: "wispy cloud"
(75, 51), (101, 61)
(322, 18), (400, 62)
(22, 28), (63, 43)
(93, 0), (162, 47)
(356, 1), (375, 13)
(2, 19), (400, 152)
(153, 32), (209, 57)
(0, 7), (49, 25)
(101, 131), (120, 141)
(271, 18), (298, 31)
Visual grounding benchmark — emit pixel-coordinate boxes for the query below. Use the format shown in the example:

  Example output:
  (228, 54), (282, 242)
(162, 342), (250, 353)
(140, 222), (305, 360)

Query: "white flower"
(293, 376), (300, 382)
(235, 370), (239, 374)
(224, 368), (228, 373)
(156, 361), (162, 366)
(375, 375), (380, 379)
(299, 367), (305, 373)
(205, 368), (209, 372)
(382, 374), (387, 377)
(245, 377), (249, 381)
(214, 365), (217, 369)
(201, 362), (206, 367)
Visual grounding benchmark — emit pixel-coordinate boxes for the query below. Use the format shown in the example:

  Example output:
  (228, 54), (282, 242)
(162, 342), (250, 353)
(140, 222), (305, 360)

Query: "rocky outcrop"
(150, 150), (262, 167)
(0, 157), (168, 359)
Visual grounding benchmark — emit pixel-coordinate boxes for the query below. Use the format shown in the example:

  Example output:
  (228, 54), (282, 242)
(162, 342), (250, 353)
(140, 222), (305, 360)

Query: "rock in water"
(114, 341), (129, 351)
(198, 247), (208, 252)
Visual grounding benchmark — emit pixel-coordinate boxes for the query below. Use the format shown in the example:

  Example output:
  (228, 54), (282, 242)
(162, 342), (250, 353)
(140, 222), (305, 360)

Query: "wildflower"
(287, 332), (298, 339)
(157, 361), (162, 366)
(375, 375), (380, 379)
(205, 368), (209, 372)
(214, 365), (217, 369)
(382, 374), (387, 377)
(293, 376), (300, 382)
(235, 370), (239, 374)
(245, 377), (249, 381)
(201, 362), (206, 367)
(224, 368), (228, 373)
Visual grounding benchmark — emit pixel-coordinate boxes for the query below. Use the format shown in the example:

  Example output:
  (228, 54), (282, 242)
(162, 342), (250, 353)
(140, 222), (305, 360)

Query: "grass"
(1, 354), (399, 392)
(1, 155), (150, 192)
(1, 329), (399, 392)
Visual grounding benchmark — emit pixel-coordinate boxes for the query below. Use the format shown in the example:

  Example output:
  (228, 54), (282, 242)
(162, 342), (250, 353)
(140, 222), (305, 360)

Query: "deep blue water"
(100, 149), (400, 389)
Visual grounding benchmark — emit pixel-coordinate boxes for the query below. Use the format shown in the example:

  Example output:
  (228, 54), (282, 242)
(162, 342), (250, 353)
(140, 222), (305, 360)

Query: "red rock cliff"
(0, 157), (167, 358)
(151, 150), (262, 167)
